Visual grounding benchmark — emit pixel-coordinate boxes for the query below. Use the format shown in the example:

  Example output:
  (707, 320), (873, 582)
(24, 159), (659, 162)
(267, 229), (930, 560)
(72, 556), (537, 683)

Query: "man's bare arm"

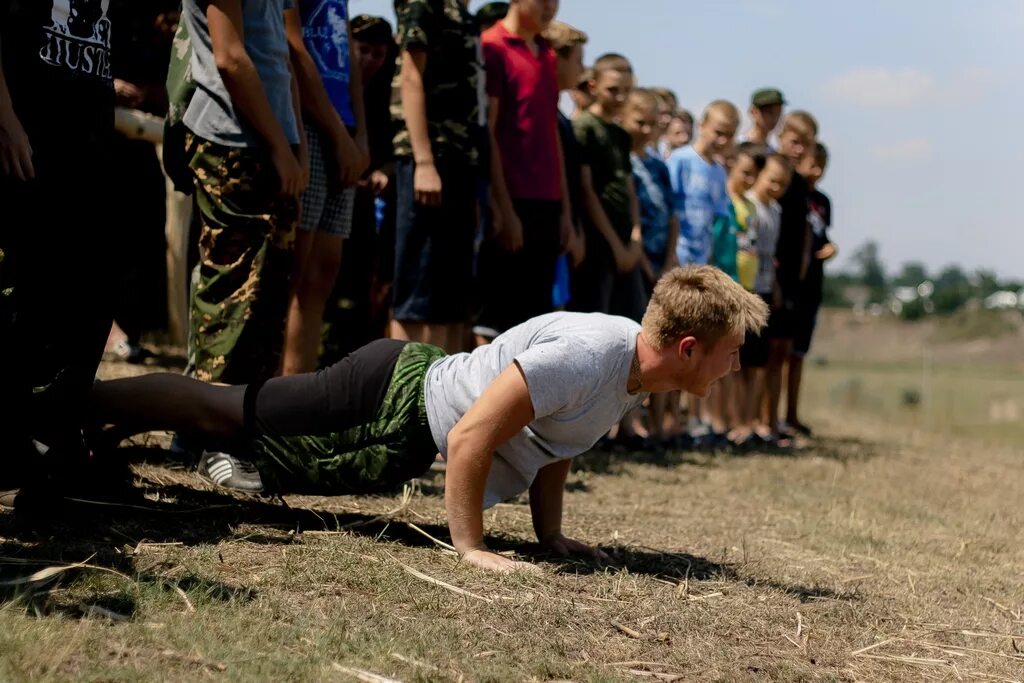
(0, 36), (34, 181)
(283, 8), (360, 186)
(486, 95), (523, 251)
(207, 0), (302, 195)
(445, 363), (536, 572)
(530, 458), (611, 562)
(400, 48), (442, 206)
(347, 24), (369, 171)
(581, 164), (636, 271)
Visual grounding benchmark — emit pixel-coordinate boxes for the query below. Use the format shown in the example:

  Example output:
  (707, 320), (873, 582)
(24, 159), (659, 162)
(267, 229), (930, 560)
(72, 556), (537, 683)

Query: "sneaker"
(110, 339), (152, 364)
(0, 489), (17, 511)
(197, 451), (264, 493)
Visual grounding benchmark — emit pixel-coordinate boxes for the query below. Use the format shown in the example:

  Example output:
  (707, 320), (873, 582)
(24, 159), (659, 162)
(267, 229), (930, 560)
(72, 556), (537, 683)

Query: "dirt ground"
(0, 322), (1022, 682)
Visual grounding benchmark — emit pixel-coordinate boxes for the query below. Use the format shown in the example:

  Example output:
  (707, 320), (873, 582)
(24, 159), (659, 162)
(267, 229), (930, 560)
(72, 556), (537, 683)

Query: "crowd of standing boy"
(0, 0), (835, 499)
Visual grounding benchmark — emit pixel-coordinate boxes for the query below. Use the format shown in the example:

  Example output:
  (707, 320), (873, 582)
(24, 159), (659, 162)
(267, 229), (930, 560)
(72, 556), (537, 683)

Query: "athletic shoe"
(197, 451), (264, 493)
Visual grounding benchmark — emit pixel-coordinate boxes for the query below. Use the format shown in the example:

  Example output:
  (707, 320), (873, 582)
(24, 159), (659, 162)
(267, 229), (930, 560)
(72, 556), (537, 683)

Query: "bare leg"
(90, 374), (245, 441)
(281, 231), (344, 376)
(649, 393), (668, 442)
(710, 378), (733, 434)
(764, 338), (792, 436)
(727, 368), (754, 442)
(786, 355), (805, 427)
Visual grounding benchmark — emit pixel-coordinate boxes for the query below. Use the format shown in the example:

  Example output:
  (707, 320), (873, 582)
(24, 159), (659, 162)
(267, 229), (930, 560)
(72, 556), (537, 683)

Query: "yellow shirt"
(730, 192), (758, 291)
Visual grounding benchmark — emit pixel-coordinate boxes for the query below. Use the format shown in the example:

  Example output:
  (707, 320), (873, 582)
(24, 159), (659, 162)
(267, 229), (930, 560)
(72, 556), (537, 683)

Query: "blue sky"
(351, 0), (1024, 279)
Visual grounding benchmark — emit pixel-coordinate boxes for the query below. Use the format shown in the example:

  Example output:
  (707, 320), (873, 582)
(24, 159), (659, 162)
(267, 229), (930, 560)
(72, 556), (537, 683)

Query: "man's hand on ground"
(461, 548), (541, 573)
(539, 533), (611, 563)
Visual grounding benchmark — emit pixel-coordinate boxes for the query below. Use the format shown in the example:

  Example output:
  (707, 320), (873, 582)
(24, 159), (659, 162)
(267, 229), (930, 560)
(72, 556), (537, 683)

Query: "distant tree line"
(822, 241), (1024, 320)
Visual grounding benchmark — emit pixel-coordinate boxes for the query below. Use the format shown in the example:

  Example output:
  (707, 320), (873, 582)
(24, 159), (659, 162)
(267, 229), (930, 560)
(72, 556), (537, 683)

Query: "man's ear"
(677, 336), (697, 359)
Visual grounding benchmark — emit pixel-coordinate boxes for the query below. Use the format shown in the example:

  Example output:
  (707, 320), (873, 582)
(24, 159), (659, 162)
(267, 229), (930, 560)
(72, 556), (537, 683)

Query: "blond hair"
(701, 99), (740, 126)
(626, 88), (658, 114)
(592, 52), (633, 78)
(543, 20), (588, 58)
(781, 110), (818, 137)
(649, 87), (678, 110)
(641, 266), (769, 349)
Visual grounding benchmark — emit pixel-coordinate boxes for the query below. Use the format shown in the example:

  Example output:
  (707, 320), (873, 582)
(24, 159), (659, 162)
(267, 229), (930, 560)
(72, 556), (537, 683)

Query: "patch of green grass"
(930, 308), (1021, 342)
(803, 359), (1024, 447)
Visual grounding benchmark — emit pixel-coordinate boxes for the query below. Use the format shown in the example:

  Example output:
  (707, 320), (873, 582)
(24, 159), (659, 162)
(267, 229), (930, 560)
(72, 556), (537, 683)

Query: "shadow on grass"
(572, 432), (884, 474)
(0, 437), (860, 617)
(0, 534), (255, 620)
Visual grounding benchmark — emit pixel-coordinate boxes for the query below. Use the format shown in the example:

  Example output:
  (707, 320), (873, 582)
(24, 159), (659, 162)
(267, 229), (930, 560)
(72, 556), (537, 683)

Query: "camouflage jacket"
(166, 16), (195, 126)
(391, 0), (485, 167)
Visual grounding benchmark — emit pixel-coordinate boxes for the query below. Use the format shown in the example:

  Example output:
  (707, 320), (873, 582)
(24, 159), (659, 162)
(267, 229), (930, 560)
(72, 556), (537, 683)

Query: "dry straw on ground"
(0, 316), (1021, 681)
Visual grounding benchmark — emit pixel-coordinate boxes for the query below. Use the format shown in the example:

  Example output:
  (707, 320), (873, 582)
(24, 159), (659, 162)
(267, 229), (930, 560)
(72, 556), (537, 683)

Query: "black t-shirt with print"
(804, 188), (832, 304)
(1, 0), (114, 166)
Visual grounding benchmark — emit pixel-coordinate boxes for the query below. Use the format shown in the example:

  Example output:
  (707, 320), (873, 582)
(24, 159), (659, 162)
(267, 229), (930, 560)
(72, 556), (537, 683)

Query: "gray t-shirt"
(747, 193), (782, 295)
(182, 0), (299, 147)
(424, 312), (648, 509)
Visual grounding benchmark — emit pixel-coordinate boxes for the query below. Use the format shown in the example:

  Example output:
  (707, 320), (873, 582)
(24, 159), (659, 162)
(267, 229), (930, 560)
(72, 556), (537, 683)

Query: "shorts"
(475, 198), (562, 336)
(392, 157), (478, 323)
(791, 301), (821, 357)
(243, 340), (446, 494)
(740, 293), (772, 368)
(299, 124), (355, 237)
(610, 265), (649, 323)
(765, 294), (798, 340)
(568, 226), (614, 313)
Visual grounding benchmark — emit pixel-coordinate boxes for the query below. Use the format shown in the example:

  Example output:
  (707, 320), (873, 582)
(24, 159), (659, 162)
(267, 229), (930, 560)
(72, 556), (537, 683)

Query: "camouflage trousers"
(187, 136), (298, 384)
(250, 342), (445, 495)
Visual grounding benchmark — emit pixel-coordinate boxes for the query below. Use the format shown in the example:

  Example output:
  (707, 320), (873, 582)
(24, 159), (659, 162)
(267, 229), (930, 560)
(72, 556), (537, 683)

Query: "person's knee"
(194, 385), (245, 438)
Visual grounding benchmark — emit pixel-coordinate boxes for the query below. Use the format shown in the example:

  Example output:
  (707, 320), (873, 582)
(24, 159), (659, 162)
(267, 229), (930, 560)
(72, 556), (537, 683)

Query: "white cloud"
(871, 138), (934, 162)
(824, 67), (935, 108)
(823, 67), (999, 109)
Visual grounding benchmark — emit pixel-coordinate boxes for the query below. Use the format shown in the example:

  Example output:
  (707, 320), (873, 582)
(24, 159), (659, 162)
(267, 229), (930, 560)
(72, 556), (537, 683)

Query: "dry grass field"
(1, 311), (1021, 682)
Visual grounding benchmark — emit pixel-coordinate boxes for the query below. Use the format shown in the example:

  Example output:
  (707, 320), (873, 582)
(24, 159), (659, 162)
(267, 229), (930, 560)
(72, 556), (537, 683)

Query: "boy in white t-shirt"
(89, 267), (768, 573)
(729, 154), (792, 447)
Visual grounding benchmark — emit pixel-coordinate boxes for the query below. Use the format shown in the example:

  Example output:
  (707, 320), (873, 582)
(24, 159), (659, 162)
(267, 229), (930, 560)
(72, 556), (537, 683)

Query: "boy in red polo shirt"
(474, 0), (571, 342)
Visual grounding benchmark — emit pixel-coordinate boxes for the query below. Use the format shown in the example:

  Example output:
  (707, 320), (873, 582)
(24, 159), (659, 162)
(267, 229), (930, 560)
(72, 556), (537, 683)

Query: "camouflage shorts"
(187, 135), (298, 384)
(249, 342), (446, 495)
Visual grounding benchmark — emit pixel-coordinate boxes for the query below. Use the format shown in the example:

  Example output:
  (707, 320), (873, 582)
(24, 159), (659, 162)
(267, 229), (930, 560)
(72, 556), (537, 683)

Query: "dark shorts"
(765, 294), (798, 340)
(610, 266), (649, 323)
(740, 295), (772, 368)
(391, 157), (478, 323)
(791, 300), (821, 357)
(242, 340), (446, 494)
(475, 198), (562, 336)
(568, 230), (614, 314)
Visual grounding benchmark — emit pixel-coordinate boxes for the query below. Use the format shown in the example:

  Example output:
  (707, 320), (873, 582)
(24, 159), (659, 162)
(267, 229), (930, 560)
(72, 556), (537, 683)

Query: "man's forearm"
(289, 60), (305, 153)
(209, 1), (293, 152)
(667, 215), (680, 262)
(349, 32), (367, 147)
(488, 130), (514, 217)
(556, 130), (572, 222)
(582, 181), (625, 252)
(0, 41), (15, 121)
(284, 9), (349, 144)
(529, 459), (570, 542)
(400, 50), (434, 165)
(444, 438), (492, 552)
(627, 176), (641, 229)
